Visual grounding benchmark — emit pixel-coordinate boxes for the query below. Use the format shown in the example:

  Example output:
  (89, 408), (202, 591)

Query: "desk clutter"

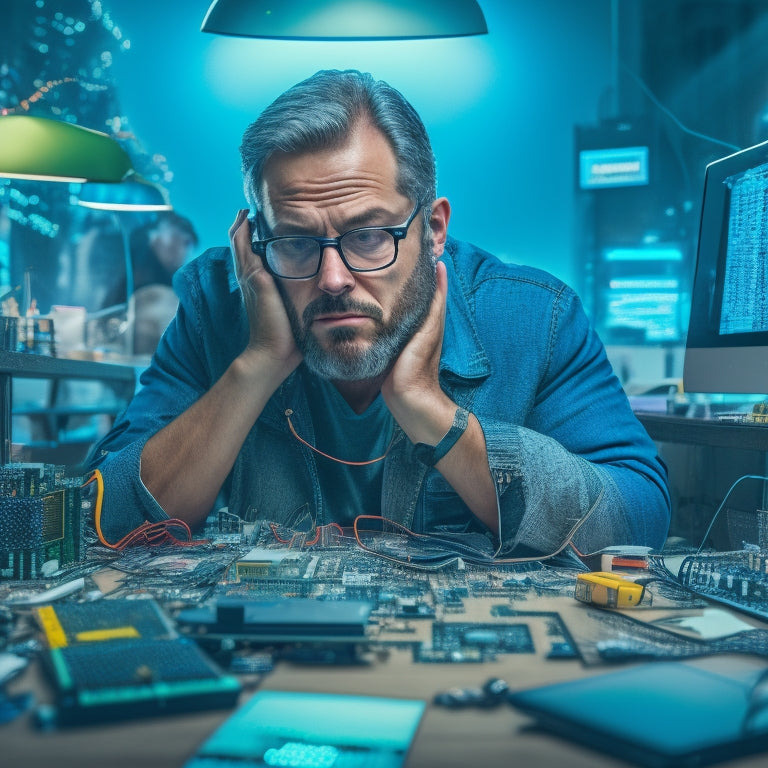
(0, 315), (56, 356)
(34, 598), (240, 726)
(0, 464), (84, 580)
(2, 463), (768, 766)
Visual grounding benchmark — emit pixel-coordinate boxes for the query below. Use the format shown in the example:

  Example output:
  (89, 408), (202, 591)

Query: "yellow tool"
(574, 571), (645, 608)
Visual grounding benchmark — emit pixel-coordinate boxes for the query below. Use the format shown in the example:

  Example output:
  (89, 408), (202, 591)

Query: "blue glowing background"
(106, 0), (614, 287)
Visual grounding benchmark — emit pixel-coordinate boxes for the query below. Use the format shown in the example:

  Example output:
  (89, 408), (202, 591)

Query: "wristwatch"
(413, 406), (470, 467)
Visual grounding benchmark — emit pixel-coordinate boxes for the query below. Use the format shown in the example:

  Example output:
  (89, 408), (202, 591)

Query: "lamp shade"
(0, 115), (133, 183)
(201, 0), (488, 40)
(77, 173), (172, 212)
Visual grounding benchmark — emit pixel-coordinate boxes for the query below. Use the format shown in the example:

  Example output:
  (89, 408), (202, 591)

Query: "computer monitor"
(683, 139), (768, 395)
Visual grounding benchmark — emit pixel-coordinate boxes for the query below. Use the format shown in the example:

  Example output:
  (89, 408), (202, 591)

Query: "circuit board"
(168, 520), (582, 665)
(10, 512), (768, 677)
(676, 547), (768, 622)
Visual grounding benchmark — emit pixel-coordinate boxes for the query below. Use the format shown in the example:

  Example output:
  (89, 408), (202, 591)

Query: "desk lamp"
(201, 0), (488, 40)
(0, 115), (133, 183)
(77, 173), (171, 213)
(0, 114), (136, 319)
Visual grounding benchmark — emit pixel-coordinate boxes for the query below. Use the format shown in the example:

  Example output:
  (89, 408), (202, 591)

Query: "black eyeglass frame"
(251, 201), (424, 280)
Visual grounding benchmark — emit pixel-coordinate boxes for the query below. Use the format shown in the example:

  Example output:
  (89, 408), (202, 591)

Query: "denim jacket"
(88, 237), (670, 554)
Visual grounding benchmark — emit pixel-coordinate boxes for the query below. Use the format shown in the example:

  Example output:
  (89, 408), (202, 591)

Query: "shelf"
(0, 351), (136, 465)
(0, 351), (135, 383)
(12, 404), (127, 417)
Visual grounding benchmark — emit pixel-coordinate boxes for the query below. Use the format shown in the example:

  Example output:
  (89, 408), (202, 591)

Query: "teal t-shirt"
(304, 375), (394, 526)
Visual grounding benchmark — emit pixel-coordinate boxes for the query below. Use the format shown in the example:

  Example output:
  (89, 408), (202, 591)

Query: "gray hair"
(239, 70), (436, 216)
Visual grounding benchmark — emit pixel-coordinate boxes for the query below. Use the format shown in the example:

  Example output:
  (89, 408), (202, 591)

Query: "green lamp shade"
(0, 115), (133, 183)
(78, 173), (172, 211)
(201, 0), (488, 40)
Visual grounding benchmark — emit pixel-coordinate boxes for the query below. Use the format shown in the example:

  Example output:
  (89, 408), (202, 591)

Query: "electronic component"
(574, 572), (645, 608)
(416, 621), (535, 663)
(0, 489), (82, 579)
(175, 598), (374, 642)
(577, 545), (651, 573)
(33, 598), (240, 725)
(509, 662), (768, 768)
(676, 548), (768, 622)
(433, 677), (510, 709)
(184, 691), (425, 768)
(0, 464), (83, 579)
(34, 598), (177, 646)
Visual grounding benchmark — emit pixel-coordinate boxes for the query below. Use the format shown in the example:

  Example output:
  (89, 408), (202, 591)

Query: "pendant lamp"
(201, 0), (488, 40)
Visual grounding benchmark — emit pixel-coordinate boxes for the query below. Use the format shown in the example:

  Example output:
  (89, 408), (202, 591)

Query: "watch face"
(412, 407), (470, 467)
(413, 442), (436, 467)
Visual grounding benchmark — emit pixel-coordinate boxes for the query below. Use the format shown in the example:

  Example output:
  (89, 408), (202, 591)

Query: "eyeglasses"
(251, 202), (423, 280)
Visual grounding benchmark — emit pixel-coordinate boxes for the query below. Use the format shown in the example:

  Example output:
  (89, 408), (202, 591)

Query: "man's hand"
(382, 259), (498, 532)
(230, 209), (302, 379)
(140, 211), (303, 526)
(381, 260), (457, 444)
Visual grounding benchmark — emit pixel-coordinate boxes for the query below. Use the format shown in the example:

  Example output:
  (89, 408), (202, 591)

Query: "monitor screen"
(683, 139), (768, 395)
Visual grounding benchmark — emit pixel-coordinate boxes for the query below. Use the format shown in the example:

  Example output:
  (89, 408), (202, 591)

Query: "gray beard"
(280, 242), (437, 382)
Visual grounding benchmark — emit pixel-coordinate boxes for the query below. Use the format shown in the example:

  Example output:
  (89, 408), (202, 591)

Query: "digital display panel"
(579, 146), (649, 189)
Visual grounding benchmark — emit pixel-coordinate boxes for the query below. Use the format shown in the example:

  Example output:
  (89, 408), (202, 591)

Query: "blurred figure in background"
(103, 211), (199, 309)
(103, 211), (199, 356)
(69, 213), (125, 312)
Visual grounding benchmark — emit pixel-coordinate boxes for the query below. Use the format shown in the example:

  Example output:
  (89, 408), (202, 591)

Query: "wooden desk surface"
(4, 531), (768, 768)
(4, 601), (768, 768)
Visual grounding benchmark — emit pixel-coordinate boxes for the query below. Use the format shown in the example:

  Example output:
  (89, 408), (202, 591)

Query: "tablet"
(184, 691), (426, 768)
(508, 661), (768, 768)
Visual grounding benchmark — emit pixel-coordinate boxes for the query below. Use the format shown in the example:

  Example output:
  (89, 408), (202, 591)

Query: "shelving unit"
(0, 351), (135, 465)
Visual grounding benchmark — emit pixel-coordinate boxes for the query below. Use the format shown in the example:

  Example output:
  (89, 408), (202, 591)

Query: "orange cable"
(285, 409), (393, 466)
(83, 469), (204, 550)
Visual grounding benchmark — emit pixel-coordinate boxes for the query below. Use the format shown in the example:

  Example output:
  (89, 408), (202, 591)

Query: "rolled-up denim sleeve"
(483, 419), (668, 555)
(477, 286), (670, 557)
(89, 437), (169, 544)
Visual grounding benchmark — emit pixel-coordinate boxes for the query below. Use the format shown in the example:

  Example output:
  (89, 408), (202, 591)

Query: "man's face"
(259, 122), (438, 381)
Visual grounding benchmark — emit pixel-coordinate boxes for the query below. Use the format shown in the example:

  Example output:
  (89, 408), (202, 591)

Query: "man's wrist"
(413, 406), (470, 467)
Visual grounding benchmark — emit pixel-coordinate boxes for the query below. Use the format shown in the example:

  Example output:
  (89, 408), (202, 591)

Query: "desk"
(3, 605), (612, 768)
(4, 626), (768, 768)
(636, 412), (768, 451)
(3, 550), (768, 768)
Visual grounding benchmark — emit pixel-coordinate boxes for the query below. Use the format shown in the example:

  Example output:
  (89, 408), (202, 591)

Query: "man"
(89, 69), (670, 557)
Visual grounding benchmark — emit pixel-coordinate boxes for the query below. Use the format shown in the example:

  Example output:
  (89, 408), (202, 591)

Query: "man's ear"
(429, 197), (451, 257)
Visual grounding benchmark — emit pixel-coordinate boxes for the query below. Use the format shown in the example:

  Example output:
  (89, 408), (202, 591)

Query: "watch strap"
(413, 406), (470, 467)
